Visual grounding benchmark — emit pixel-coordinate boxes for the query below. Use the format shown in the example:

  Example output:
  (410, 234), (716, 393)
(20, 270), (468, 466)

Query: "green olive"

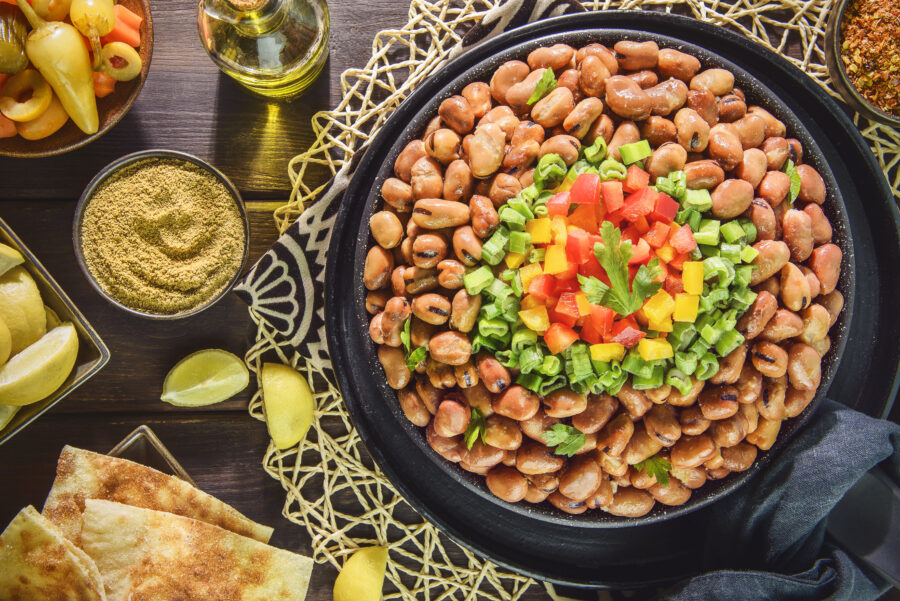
(99, 42), (142, 82)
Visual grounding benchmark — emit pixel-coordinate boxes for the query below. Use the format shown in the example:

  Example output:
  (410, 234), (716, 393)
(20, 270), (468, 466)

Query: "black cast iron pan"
(327, 11), (898, 588)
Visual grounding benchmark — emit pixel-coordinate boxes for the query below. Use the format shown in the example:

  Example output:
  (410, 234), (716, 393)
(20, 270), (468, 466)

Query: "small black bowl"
(824, 0), (900, 128)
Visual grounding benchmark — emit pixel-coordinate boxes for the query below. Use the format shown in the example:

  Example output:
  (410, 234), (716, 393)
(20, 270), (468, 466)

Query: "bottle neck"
(225, 0), (286, 36)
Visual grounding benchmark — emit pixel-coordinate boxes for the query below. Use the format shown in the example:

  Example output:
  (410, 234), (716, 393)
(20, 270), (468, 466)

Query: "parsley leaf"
(586, 221), (662, 316)
(464, 407), (487, 450)
(782, 159), (801, 205)
(400, 318), (411, 353)
(634, 454), (672, 487)
(541, 424), (585, 457)
(577, 273), (610, 305)
(406, 346), (427, 372)
(527, 69), (557, 105)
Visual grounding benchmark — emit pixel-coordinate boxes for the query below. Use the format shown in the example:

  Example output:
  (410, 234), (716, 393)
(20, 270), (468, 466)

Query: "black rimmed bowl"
(327, 12), (867, 588)
(73, 150), (250, 320)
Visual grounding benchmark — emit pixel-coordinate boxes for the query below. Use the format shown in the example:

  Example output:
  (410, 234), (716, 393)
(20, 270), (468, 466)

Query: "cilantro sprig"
(400, 319), (427, 371)
(464, 407), (487, 450)
(577, 221), (662, 316)
(782, 159), (801, 205)
(527, 69), (557, 105)
(634, 454), (672, 487)
(541, 424), (585, 457)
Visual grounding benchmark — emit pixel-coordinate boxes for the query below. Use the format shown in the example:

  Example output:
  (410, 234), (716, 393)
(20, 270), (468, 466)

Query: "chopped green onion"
(539, 354), (563, 376)
(598, 158), (627, 180)
(507, 198), (535, 220)
(499, 295), (520, 320)
(480, 302), (501, 320)
(539, 374), (568, 395)
(517, 371), (544, 392)
(498, 206), (527, 231)
(511, 329), (538, 352)
(741, 245), (759, 263)
(683, 188), (713, 212)
(529, 247), (546, 263)
(534, 153), (567, 189)
(692, 218), (721, 245)
(715, 329), (745, 356)
(509, 231), (532, 255)
(665, 368), (693, 395)
(495, 349), (517, 367)
(584, 136), (608, 164)
(734, 265), (754, 288)
(741, 220), (757, 243)
(485, 278), (513, 299)
(674, 351), (698, 376)
(565, 343), (593, 383)
(464, 266), (494, 294)
(632, 364), (665, 389)
(703, 257), (736, 287)
(482, 226), (510, 264)
(567, 160), (597, 180)
(518, 345), (543, 373)
(696, 352), (720, 380)
(618, 140), (652, 164)
(720, 243), (742, 264)
(720, 221), (746, 244)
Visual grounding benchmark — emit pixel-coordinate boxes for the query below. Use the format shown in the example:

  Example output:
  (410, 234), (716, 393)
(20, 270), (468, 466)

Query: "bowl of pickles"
(0, 0), (152, 157)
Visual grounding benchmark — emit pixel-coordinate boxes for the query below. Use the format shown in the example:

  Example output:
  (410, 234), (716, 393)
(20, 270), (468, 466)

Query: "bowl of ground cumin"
(74, 150), (250, 319)
(826, 0), (900, 128)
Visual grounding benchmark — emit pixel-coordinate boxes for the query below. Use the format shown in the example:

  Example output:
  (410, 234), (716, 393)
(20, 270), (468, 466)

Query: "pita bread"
(81, 500), (313, 601)
(42, 446), (273, 546)
(0, 505), (107, 601)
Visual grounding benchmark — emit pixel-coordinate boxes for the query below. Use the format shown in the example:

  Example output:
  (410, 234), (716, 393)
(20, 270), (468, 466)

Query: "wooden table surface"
(1, 2), (897, 600)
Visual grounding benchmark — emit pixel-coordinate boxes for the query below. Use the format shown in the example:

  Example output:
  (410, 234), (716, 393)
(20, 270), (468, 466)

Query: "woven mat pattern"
(245, 2), (900, 600)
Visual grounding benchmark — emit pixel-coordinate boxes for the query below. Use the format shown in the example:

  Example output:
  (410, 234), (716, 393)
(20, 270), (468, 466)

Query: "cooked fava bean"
(411, 233), (448, 269)
(410, 318), (436, 349)
(398, 387), (431, 427)
(423, 115), (442, 139)
(671, 466), (707, 489)
(787, 343), (822, 391)
(608, 121), (641, 161)
(799, 304), (830, 345)
(614, 40), (659, 70)
(733, 113), (767, 150)
(382, 177), (414, 212)
(717, 94), (746, 122)
(543, 388), (588, 418)
(657, 48), (701, 81)
(369, 211), (404, 249)
(698, 385), (740, 420)
(465, 439), (506, 468)
(434, 260), (462, 290)
(811, 335), (831, 358)
(486, 466), (529, 502)
(572, 394), (619, 433)
(424, 128), (461, 165)
(780, 263), (812, 312)
(708, 124), (744, 171)
(540, 134), (582, 165)
(650, 478), (691, 506)
(426, 423), (466, 462)
(646, 142), (688, 180)
(819, 290), (844, 327)
(380, 295), (411, 341)
(531, 87), (576, 128)
(640, 116), (677, 147)
(426, 357), (456, 388)
(596, 450), (627, 478)
(429, 331), (472, 365)
(488, 173), (523, 208)
(711, 179), (753, 219)
(586, 476), (615, 509)
(460, 382), (492, 418)
(584, 114), (615, 147)
(461, 81), (492, 118)
(667, 377), (705, 406)
(411, 293), (451, 326)
(748, 105), (786, 138)
(548, 491), (588, 515)
(679, 406), (710, 436)
(646, 385), (672, 404)
(746, 197), (776, 241)
(558, 454), (603, 502)
(503, 140), (541, 171)
(379, 345), (412, 389)
(490, 60), (530, 104)
(799, 266), (822, 299)
(735, 148), (768, 188)
(447, 289), (480, 333)
(710, 412), (748, 448)
(442, 159), (474, 202)
(691, 68), (734, 95)
(803, 204), (832, 245)
(736, 290), (777, 339)
(760, 309), (803, 343)
(369, 313), (386, 345)
(674, 108), (710, 152)
(394, 140), (427, 182)
(721, 442), (757, 472)
(758, 171), (791, 207)
(502, 450), (517, 467)
(736, 364), (763, 405)
(433, 397), (470, 437)
(786, 138), (803, 163)
(484, 414), (523, 450)
(439, 95), (475, 135)
(644, 404), (682, 446)
(617, 382), (653, 418)
(468, 194), (499, 239)
(365, 290), (389, 315)
(746, 416), (781, 451)
(808, 244), (841, 295)
(751, 341), (788, 378)
(596, 413), (635, 457)
(622, 428), (664, 465)
(410, 156), (444, 200)
(528, 43), (576, 71)
(403, 266), (438, 294)
(706, 467), (731, 479)
(670, 434), (716, 468)
(686, 88), (718, 126)
(460, 461), (490, 475)
(520, 409), (559, 443)
(761, 136), (790, 171)
(364, 246), (394, 290)
(557, 68), (583, 100)
(391, 266), (408, 297)
(511, 120), (546, 145)
(412, 199), (470, 229)
(645, 78), (688, 115)
(415, 376), (442, 414)
(628, 69), (659, 89)
(797, 164), (826, 204)
(785, 386), (816, 418)
(563, 97), (605, 139)
(782, 209), (814, 262)
(577, 43), (619, 73)
(750, 240), (790, 285)
(630, 465), (660, 489)
(579, 54), (611, 98)
(605, 75), (652, 120)
(505, 68), (550, 111)
(684, 159), (724, 190)
(517, 440), (566, 474)
(494, 384), (540, 421)
(476, 352), (510, 393)
(524, 483), (551, 504)
(468, 123), (506, 178)
(479, 105), (520, 140)
(711, 344), (747, 385)
(451, 225), (483, 266)
(605, 487), (655, 517)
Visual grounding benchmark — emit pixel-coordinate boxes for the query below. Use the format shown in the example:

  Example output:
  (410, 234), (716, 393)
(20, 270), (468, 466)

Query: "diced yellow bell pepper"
(557, 177), (574, 193)
(519, 263), (543, 291)
(520, 294), (543, 310)
(638, 338), (674, 361)
(682, 261), (704, 295)
(526, 218), (552, 244)
(590, 342), (625, 362)
(574, 292), (592, 317)
(505, 252), (526, 269)
(673, 293), (699, 322)
(657, 244), (675, 263)
(519, 306), (550, 333)
(543, 245), (568, 275)
(649, 317), (674, 333)
(642, 290), (675, 324)
(551, 216), (568, 245)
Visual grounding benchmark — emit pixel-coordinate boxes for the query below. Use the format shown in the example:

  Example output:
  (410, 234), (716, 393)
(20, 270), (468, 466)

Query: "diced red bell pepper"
(552, 293), (581, 328)
(580, 318), (604, 344)
(633, 215), (650, 234)
(546, 191), (571, 217)
(565, 228), (593, 265)
(664, 274), (685, 296)
(669, 224), (698, 254)
(621, 225), (641, 245)
(555, 261), (578, 281)
(651, 192), (680, 224)
(594, 201), (608, 223)
(604, 210), (625, 228)
(668, 252), (688, 271)
(644, 221), (671, 249)
(628, 238), (651, 265)
(549, 307), (577, 329)
(528, 274), (556, 301)
(545, 323), (580, 355)
(610, 316), (645, 348)
(567, 204), (598, 233)
(601, 180), (624, 212)
(621, 187), (658, 223)
(590, 305), (615, 337)
(653, 260), (669, 283)
(578, 256), (607, 281)
(623, 165), (650, 193)
(553, 277), (580, 296)
(570, 173), (600, 205)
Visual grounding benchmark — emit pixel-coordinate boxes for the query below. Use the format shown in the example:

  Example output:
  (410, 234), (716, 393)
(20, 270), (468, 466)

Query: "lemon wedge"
(0, 243), (24, 277)
(333, 546), (389, 601)
(0, 323), (78, 406)
(261, 362), (315, 450)
(0, 266), (46, 355)
(161, 349), (249, 407)
(0, 404), (18, 430)
(0, 316), (11, 365)
(44, 305), (61, 329)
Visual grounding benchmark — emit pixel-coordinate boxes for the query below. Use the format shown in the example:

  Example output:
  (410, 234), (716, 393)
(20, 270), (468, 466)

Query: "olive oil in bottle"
(198, 0), (329, 100)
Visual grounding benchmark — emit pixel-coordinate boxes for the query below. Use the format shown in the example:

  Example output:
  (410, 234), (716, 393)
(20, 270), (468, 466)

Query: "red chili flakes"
(840, 0), (900, 116)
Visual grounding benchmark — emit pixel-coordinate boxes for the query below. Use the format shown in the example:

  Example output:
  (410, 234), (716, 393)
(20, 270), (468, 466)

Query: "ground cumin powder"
(80, 158), (246, 314)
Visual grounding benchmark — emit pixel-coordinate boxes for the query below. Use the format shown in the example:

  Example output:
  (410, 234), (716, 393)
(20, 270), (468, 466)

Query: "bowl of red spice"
(825, 0), (900, 128)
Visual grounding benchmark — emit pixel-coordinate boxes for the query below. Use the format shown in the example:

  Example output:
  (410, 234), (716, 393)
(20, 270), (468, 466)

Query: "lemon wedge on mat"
(0, 323), (78, 406)
(0, 266), (47, 355)
(0, 316), (11, 364)
(161, 349), (249, 407)
(0, 243), (23, 277)
(0, 404), (18, 430)
(261, 362), (314, 450)
(333, 546), (389, 601)
(44, 305), (61, 329)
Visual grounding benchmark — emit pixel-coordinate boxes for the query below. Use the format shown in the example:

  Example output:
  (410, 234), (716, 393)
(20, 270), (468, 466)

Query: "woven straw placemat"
(242, 2), (899, 600)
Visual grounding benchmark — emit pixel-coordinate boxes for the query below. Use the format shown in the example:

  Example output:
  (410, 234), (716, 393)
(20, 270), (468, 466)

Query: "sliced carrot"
(0, 113), (17, 139)
(93, 71), (116, 98)
(100, 5), (141, 48)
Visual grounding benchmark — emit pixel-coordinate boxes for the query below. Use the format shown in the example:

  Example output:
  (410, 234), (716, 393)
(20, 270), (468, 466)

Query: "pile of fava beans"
(363, 40), (844, 518)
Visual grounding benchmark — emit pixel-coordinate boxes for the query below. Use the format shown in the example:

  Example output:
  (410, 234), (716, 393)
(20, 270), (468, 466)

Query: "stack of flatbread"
(0, 445), (314, 601)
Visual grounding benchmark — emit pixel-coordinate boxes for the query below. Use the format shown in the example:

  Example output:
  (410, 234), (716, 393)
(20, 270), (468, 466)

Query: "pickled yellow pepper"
(14, 0), (98, 134)
(70, 0), (114, 70)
